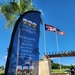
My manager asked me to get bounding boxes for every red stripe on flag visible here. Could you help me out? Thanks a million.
[57,31,65,35]
[45,24,65,36]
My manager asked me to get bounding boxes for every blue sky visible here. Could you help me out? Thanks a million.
[33,0,75,65]
[0,0,75,66]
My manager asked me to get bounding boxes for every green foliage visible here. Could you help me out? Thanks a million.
[51,60,75,69]
[51,60,59,69]
[0,0,37,29]
[0,66,4,70]
[0,66,4,75]
[51,62,60,69]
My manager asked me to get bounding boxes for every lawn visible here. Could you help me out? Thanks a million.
[0,69,70,75]
[52,69,70,73]
[0,70,4,75]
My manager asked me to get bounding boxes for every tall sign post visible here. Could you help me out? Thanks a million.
[4,11,41,75]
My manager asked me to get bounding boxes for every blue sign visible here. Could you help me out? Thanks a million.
[5,11,41,75]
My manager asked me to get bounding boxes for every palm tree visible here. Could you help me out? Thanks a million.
[0,0,37,29]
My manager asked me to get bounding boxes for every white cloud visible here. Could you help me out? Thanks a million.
[39,9,44,16]
[4,56,7,59]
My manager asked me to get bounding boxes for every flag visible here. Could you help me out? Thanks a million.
[45,24,56,32]
[56,28,65,35]
[45,24,65,35]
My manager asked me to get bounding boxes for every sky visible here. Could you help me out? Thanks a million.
[0,0,75,67]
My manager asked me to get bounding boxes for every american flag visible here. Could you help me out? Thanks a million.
[56,28,65,35]
[45,24,56,32]
[57,31,65,35]
[45,24,65,35]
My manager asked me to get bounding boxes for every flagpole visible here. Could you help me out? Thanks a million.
[16,28,20,75]
[55,29,61,71]
[43,24,47,55]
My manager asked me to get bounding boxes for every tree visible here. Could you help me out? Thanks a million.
[0,66,4,70]
[0,66,1,70]
[0,0,37,29]
[1,66,4,70]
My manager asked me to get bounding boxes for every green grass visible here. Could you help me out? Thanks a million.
[0,70,4,75]
[0,69,70,75]
[52,69,69,73]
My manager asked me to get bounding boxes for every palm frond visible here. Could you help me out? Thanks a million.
[9,2,19,13]
[0,0,42,29]
[5,15,17,29]
[1,2,20,19]
[18,0,35,14]
[18,0,28,14]
[6,19,17,29]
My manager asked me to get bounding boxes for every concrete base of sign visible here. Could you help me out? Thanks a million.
[32,55,52,75]
[38,56,52,75]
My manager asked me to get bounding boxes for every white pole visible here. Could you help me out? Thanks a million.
[55,30,59,52]
[55,29,61,71]
[16,28,20,75]
[43,24,47,55]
